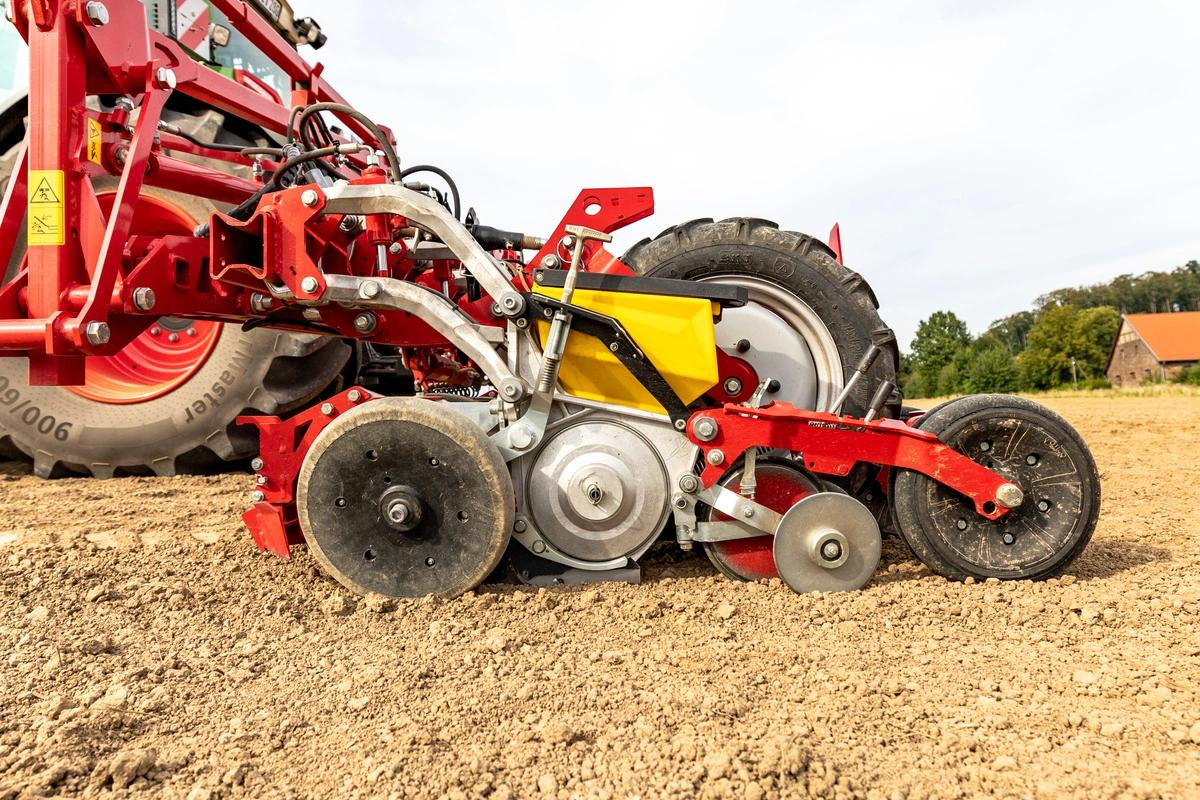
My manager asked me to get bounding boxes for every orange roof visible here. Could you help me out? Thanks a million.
[1125,311,1200,362]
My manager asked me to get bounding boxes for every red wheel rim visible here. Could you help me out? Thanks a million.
[67,193,221,404]
[706,462,819,581]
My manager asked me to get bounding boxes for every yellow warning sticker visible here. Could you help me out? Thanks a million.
[86,118,103,165]
[28,170,65,246]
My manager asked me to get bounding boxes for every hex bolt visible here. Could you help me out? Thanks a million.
[956,518,968,531]
[250,490,265,503]
[490,302,503,318]
[693,417,719,442]
[250,458,265,471]
[980,440,992,453]
[678,474,701,494]
[1025,454,1040,466]
[320,402,335,416]
[541,254,560,269]
[85,1,108,26]
[1002,532,1016,545]
[132,287,156,311]
[501,382,523,401]
[255,475,268,486]
[84,321,111,346]
[388,241,404,255]
[250,293,273,312]
[353,312,378,334]
[995,483,1024,510]
[821,540,843,562]
[300,189,319,207]
[1037,499,1051,513]
[707,449,725,466]
[741,505,755,519]
[509,424,535,450]
[154,67,177,91]
[723,377,743,396]
[513,519,528,533]
[347,389,363,403]
[360,280,381,299]
[299,276,320,294]
[114,96,135,113]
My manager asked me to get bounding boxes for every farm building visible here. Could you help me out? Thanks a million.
[1106,311,1200,386]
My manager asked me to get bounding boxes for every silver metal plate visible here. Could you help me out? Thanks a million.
[772,493,881,593]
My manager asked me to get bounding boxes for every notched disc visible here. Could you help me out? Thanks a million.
[772,492,881,593]
[296,398,513,598]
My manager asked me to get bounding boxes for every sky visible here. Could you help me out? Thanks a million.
[291,0,1199,349]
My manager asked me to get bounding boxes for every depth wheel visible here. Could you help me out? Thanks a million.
[700,457,822,581]
[891,394,1101,581]
[296,398,514,598]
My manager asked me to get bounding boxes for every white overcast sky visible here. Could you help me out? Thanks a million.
[296,0,1198,349]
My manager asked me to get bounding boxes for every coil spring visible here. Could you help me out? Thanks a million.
[425,384,479,398]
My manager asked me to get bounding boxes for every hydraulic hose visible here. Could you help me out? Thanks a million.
[399,165,461,221]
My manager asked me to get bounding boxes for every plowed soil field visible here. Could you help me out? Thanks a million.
[1,395,1198,799]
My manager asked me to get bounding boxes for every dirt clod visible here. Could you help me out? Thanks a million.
[0,396,1197,798]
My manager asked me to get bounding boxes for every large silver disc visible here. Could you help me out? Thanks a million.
[772,493,881,593]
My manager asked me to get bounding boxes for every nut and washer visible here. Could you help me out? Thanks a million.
[299,276,320,294]
[678,474,701,494]
[706,449,725,466]
[300,189,320,207]
[154,67,177,90]
[249,293,274,312]
[84,321,111,346]
[359,280,382,299]
[693,417,719,442]
[723,377,743,396]
[320,402,335,416]
[250,490,265,503]
[540,254,560,269]
[131,287,156,311]
[353,312,378,334]
[85,2,109,26]
[250,458,265,471]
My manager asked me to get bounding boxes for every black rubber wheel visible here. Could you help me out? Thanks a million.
[0,102,350,476]
[296,398,514,598]
[891,394,1101,581]
[622,218,899,418]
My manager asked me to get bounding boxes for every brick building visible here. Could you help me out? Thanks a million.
[1106,311,1200,387]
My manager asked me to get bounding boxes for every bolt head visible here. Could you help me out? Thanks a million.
[347,389,363,403]
[741,505,755,519]
[154,67,177,90]
[149,326,161,336]
[250,293,273,312]
[353,312,377,334]
[186,327,197,337]
[256,475,268,485]
[678,474,700,493]
[502,294,520,310]
[85,1,108,25]
[388,241,404,255]
[513,519,528,533]
[250,458,264,471]
[541,254,560,269]
[723,378,743,396]
[1002,532,1016,545]
[693,417,719,442]
[821,540,843,561]
[132,287,156,311]
[995,482,1025,510]
[300,189,320,207]
[168,332,180,343]
[1037,499,1051,512]
[250,490,265,503]
[320,402,335,416]
[299,276,320,294]
[707,449,725,466]
[360,280,381,299]
[84,321,111,346]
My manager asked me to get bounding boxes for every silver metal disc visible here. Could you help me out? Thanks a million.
[772,492,881,593]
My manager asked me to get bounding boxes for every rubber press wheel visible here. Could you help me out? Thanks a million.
[0,102,350,476]
[891,394,1101,581]
[622,218,899,418]
[296,398,514,598]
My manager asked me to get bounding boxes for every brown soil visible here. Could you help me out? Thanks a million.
[1,396,1198,800]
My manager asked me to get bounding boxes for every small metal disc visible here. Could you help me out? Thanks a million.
[772,492,881,593]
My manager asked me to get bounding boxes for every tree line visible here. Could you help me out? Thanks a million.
[900,260,1200,397]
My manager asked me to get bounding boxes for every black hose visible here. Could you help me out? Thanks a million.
[399,164,461,221]
[293,102,401,183]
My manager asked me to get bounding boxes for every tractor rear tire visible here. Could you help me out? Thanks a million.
[0,103,351,476]
[622,217,899,418]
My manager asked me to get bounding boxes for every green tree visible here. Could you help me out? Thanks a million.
[986,310,1036,354]
[1020,304,1120,389]
[906,311,971,396]
[962,336,1020,393]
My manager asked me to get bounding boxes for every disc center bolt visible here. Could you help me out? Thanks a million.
[585,482,605,506]
[820,539,843,562]
[380,486,423,532]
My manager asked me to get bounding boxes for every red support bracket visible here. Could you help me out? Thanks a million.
[689,402,1016,520]
[525,188,655,278]
[236,386,379,557]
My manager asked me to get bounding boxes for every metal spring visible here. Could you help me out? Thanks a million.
[425,384,479,398]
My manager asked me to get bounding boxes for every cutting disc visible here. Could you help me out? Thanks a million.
[772,492,881,593]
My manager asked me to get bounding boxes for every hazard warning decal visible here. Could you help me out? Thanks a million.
[28,170,65,246]
[87,118,103,165]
